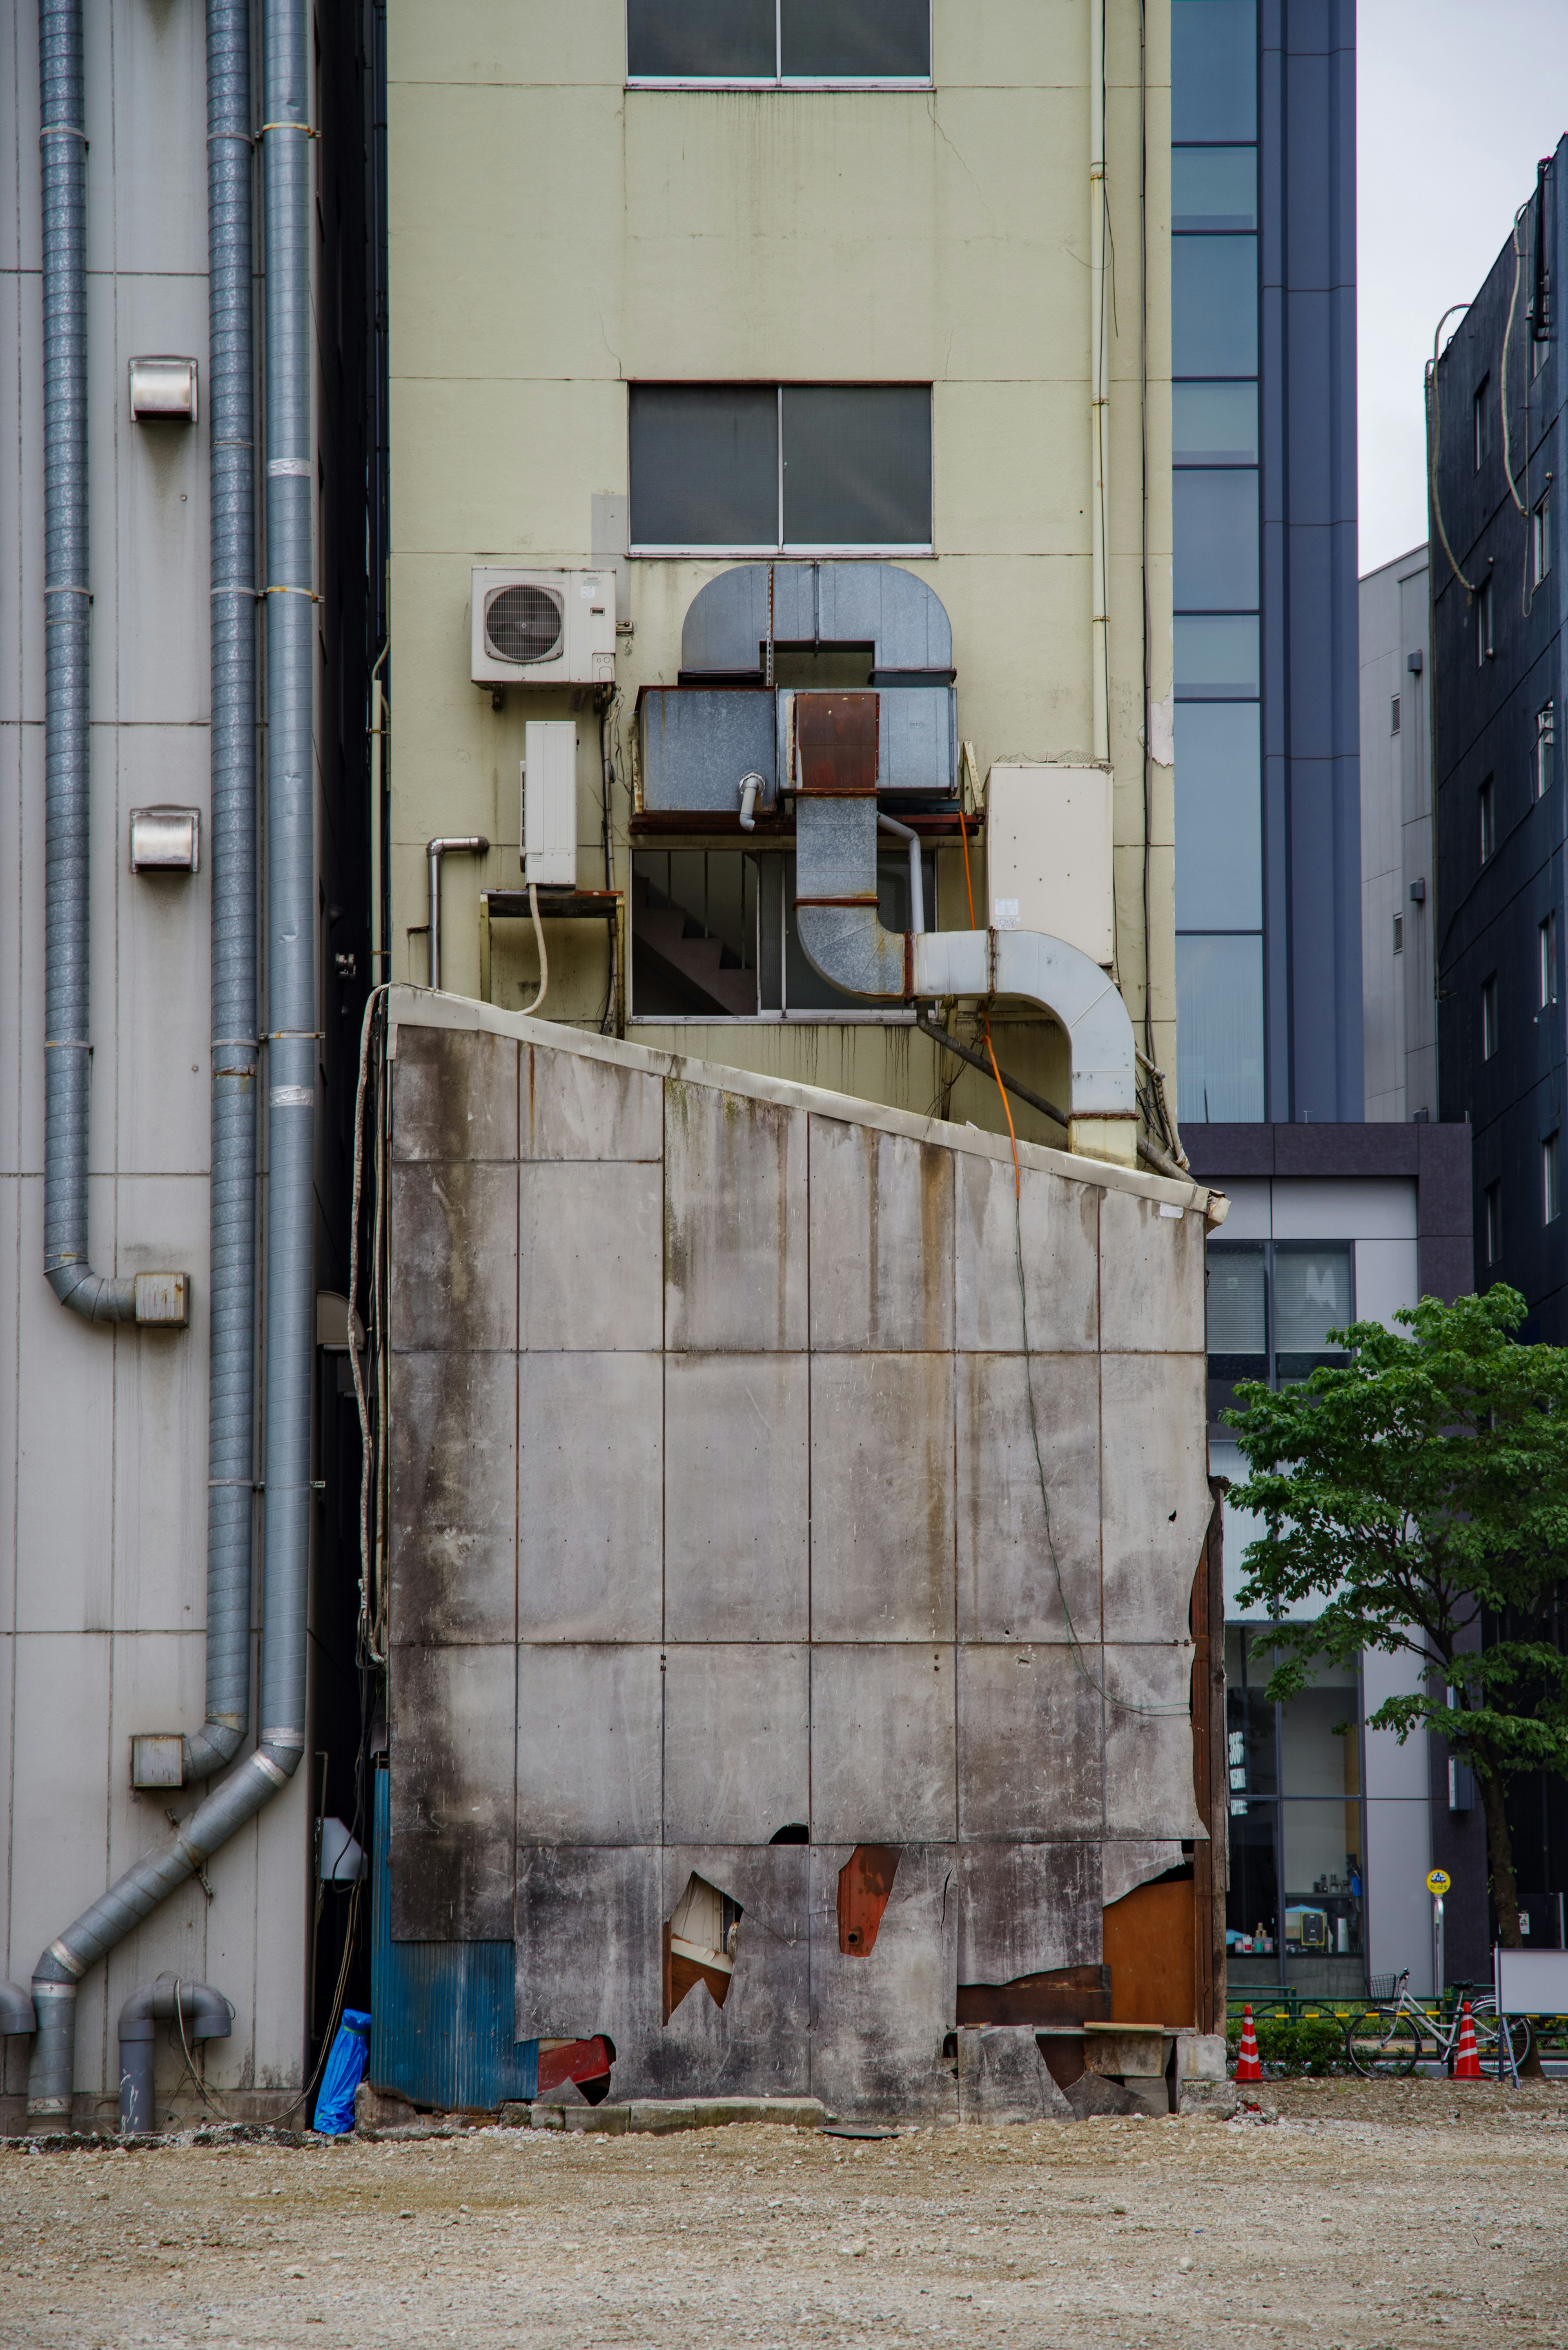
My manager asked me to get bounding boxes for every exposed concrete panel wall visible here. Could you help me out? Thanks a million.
[385,997,1215,2112]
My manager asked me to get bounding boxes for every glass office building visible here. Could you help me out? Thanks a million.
[1172,0,1362,1129]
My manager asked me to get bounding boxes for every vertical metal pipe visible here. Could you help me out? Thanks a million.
[259,0,315,1773]
[189,0,259,1784]
[1089,0,1111,767]
[40,0,135,1322]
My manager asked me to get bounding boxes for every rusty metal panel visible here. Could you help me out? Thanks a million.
[808,1843,958,2121]
[957,1842,1103,1984]
[955,1353,1101,1643]
[517,1353,662,1640]
[390,1159,518,1354]
[393,1024,521,1164]
[663,1078,808,1352]
[388,1643,517,1941]
[515,1644,663,1842]
[807,1118,954,1353]
[518,1162,663,1351]
[809,1645,956,1842]
[956,1648,1103,1840]
[808,1355,955,1641]
[1102,1877,1200,2030]
[792,691,878,794]
[369,1770,539,2110]
[664,1354,809,1640]
[389,1351,517,1646]
[522,1039,662,1163]
[662,1645,809,1845]
[648,1847,810,2100]
[837,1844,900,1955]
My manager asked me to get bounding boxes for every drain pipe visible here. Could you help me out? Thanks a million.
[426,835,488,991]
[792,702,1139,1166]
[27,0,312,2124]
[118,1978,232,2134]
[876,811,924,935]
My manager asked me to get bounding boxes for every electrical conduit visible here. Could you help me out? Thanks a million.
[27,0,314,2121]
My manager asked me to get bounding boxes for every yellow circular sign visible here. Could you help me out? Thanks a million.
[1427,1868,1452,1898]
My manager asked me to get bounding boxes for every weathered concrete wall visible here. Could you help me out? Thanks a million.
[386,993,1214,2115]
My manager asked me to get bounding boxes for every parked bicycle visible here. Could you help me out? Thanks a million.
[1345,1971,1532,2078]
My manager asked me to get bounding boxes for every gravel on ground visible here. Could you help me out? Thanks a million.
[3,2078,1566,2349]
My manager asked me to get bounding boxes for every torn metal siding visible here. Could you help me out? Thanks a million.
[380,993,1222,2114]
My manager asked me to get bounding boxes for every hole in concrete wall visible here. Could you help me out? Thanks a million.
[1038,2033,1086,2091]
[769,1822,810,1844]
[663,1873,744,2020]
[837,1844,900,1955]
[537,2035,616,2103]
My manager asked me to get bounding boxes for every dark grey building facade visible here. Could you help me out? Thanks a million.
[1174,0,1361,1131]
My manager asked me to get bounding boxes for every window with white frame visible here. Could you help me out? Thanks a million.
[1535,489,1552,586]
[1479,773,1496,862]
[1477,574,1493,664]
[1391,693,1401,735]
[1546,1133,1561,1226]
[627,0,931,82]
[628,384,933,553]
[1536,702,1555,799]
[1485,1178,1502,1264]
[1482,972,1499,1060]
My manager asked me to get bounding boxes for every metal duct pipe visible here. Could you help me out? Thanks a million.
[793,736,1138,1166]
[118,1978,232,2134]
[876,811,924,936]
[188,0,259,1787]
[426,835,489,991]
[0,1982,35,2037]
[39,0,131,1321]
[26,0,312,2125]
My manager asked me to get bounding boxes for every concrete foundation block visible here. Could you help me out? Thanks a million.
[1178,2079,1241,2118]
[956,1646,1103,1839]
[956,2027,1074,2124]
[389,1642,517,1940]
[664,1078,807,1351]
[953,1150,1099,1353]
[1174,2030,1228,2086]
[662,1649,810,1845]
[524,1043,662,1162]
[809,1647,957,1843]
[515,1645,663,1842]
[664,1353,809,1640]
[517,1352,662,1639]
[394,1025,519,1162]
[808,1117,954,1351]
[1063,2069,1144,2119]
[390,1351,517,1645]
[518,1162,662,1349]
[955,1351,1101,1642]
[809,1354,956,1640]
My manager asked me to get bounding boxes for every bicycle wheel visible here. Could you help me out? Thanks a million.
[1472,2009,1533,2076]
[1345,2007,1423,2077]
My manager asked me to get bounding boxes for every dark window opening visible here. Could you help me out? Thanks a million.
[1474,373,1492,469]
[1391,693,1401,735]
[1479,774,1496,861]
[1485,1179,1503,1266]
[1206,1239,1353,1423]
[1482,972,1499,1061]
[628,0,931,80]
[630,383,932,551]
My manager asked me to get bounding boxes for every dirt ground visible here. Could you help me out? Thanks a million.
[3,2080,1566,2350]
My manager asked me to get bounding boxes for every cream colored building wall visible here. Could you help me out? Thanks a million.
[387,0,1172,1141]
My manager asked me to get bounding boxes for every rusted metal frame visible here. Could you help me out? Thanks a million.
[1192,1479,1229,2034]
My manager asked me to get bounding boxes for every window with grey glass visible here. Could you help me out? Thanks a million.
[1474,374,1491,469]
[1174,471,1259,610]
[1482,972,1499,1060]
[1172,239,1258,377]
[1479,774,1496,862]
[1485,1179,1502,1264]
[1172,0,1257,139]
[1546,1133,1561,1226]
[627,0,930,80]
[630,845,933,1019]
[629,385,931,551]
[1206,1239,1354,1424]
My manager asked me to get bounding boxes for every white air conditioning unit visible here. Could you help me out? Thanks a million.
[521,720,578,888]
[471,566,616,688]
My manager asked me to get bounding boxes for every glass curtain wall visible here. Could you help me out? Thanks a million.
[1172,0,1264,1119]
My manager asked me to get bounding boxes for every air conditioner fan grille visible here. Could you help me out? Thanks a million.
[485,583,564,666]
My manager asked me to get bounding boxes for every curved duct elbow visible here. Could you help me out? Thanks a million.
[0,1981,36,2037]
[118,1975,233,2134]
[737,771,764,831]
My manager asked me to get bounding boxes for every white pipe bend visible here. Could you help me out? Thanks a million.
[909,927,1137,1121]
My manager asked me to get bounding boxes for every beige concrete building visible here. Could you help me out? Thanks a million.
[385,0,1176,1154]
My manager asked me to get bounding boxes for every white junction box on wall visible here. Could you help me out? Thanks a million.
[986,762,1114,968]
[472,566,616,687]
[522,720,578,887]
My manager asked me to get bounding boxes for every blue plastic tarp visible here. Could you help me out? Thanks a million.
[313,2008,372,2134]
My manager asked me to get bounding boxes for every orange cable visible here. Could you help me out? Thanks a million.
[956,802,1020,1193]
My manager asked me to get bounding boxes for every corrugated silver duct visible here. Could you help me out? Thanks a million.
[118,1979,232,2134]
[187,0,259,1786]
[27,0,313,2123]
[38,0,134,1322]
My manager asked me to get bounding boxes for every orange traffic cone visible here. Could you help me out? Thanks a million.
[1453,2001,1482,2080]
[1235,2005,1264,2083]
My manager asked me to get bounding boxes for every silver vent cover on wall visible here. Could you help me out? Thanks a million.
[484,582,564,667]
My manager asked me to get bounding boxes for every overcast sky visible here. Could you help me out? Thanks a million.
[1357,0,1568,575]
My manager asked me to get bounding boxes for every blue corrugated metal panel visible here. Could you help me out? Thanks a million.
[369,1768,537,2109]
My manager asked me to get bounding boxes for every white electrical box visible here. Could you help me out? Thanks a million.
[986,762,1114,968]
[472,566,616,688]
[521,721,578,887]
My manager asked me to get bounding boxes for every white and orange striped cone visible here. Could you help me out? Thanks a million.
[1453,2001,1482,2080]
[1234,2005,1264,2084]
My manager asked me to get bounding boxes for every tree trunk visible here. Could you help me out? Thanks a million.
[1476,1760,1544,2076]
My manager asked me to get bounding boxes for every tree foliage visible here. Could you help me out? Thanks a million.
[1225,1286,1568,1948]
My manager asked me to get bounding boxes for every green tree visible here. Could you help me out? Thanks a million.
[1225,1286,1568,1965]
